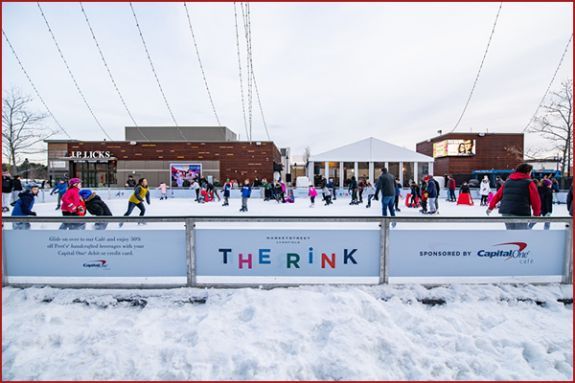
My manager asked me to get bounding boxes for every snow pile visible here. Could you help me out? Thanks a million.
[2,284,572,380]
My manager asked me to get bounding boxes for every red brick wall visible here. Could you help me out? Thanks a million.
[66,141,282,182]
[416,133,523,175]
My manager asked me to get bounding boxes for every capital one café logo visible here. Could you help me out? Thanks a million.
[477,242,533,264]
[82,259,110,269]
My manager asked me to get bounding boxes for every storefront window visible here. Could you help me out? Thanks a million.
[343,162,355,187]
[358,162,369,182]
[388,162,400,179]
[417,162,430,180]
[402,162,414,187]
[327,162,340,186]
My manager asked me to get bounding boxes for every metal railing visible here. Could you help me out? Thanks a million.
[2,215,573,288]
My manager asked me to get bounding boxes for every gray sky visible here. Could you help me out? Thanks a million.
[2,2,573,163]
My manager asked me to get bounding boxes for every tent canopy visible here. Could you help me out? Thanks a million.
[309,137,434,163]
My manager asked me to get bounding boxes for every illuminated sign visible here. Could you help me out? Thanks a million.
[433,139,476,158]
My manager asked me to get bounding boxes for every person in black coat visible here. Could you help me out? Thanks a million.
[567,185,573,217]
[11,175,23,203]
[79,189,112,230]
[2,174,13,212]
[348,176,359,205]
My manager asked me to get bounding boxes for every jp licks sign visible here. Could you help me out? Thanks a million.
[195,228,381,282]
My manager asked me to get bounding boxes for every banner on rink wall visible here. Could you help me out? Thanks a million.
[3,230,187,285]
[388,229,567,283]
[195,228,380,284]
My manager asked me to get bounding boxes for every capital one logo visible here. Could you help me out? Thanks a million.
[477,242,532,263]
[83,259,109,268]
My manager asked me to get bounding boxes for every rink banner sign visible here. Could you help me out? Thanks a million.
[195,228,380,284]
[388,230,567,282]
[3,230,187,285]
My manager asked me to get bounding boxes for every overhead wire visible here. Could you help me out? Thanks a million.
[522,33,573,133]
[183,2,222,127]
[37,2,113,140]
[79,2,150,141]
[2,28,71,139]
[449,2,503,133]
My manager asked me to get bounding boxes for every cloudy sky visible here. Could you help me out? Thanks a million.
[2,2,573,163]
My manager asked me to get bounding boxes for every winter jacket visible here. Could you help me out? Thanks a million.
[241,185,251,198]
[322,186,332,197]
[126,179,137,188]
[157,183,167,193]
[375,172,395,197]
[394,182,402,196]
[426,179,437,198]
[84,194,112,216]
[448,178,456,191]
[12,178,22,191]
[61,187,86,215]
[2,176,13,193]
[129,185,150,205]
[410,184,420,197]
[488,172,541,217]
[11,190,36,216]
[496,179,505,191]
[433,179,440,194]
[538,186,553,216]
[567,185,573,216]
[479,180,490,196]
[308,187,318,197]
[51,182,67,196]
[460,184,471,194]
[348,179,358,191]
[223,182,232,197]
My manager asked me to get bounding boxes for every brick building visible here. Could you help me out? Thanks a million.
[416,132,524,177]
[46,126,282,187]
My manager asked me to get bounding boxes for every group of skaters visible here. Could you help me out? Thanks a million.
[307,177,336,207]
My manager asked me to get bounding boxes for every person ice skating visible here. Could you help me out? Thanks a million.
[495,176,505,191]
[50,178,68,210]
[408,180,420,208]
[487,163,541,230]
[532,179,553,230]
[322,185,332,205]
[11,182,40,230]
[190,179,200,202]
[157,182,168,200]
[11,175,23,203]
[240,179,251,212]
[365,182,376,208]
[79,189,112,230]
[59,178,86,230]
[419,179,429,214]
[551,178,560,204]
[567,184,573,216]
[222,178,232,206]
[374,168,396,217]
[207,182,221,201]
[308,184,318,207]
[120,178,150,227]
[348,176,359,205]
[457,182,474,205]
[327,178,336,200]
[447,175,457,202]
[394,178,402,212]
[125,175,137,188]
[425,176,438,214]
[479,176,490,206]
[358,177,366,203]
[2,173,13,212]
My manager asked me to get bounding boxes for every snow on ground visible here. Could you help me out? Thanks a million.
[2,284,572,380]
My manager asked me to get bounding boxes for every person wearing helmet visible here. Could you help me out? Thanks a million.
[59,178,86,230]
[79,189,112,230]
[11,183,40,230]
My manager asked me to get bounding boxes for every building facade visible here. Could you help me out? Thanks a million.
[416,133,524,176]
[46,127,281,187]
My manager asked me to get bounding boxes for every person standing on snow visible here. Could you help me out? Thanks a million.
[2,173,13,212]
[447,175,457,202]
[308,184,318,207]
[79,189,112,230]
[11,182,40,230]
[394,178,402,212]
[157,182,168,200]
[487,163,541,230]
[348,176,359,205]
[120,178,150,226]
[50,178,68,210]
[59,178,86,230]
[374,168,396,217]
[425,176,438,214]
[479,176,490,206]
[240,179,251,212]
[222,178,232,206]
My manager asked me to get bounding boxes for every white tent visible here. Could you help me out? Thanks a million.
[308,137,434,187]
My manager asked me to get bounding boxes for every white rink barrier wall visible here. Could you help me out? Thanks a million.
[2,216,572,288]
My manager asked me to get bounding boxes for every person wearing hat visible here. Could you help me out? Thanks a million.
[479,176,491,206]
[222,178,232,206]
[11,182,40,229]
[79,189,112,230]
[59,178,86,230]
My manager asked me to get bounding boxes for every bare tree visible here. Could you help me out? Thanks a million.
[528,79,573,176]
[2,88,54,175]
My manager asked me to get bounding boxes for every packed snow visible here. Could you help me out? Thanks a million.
[2,284,572,380]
